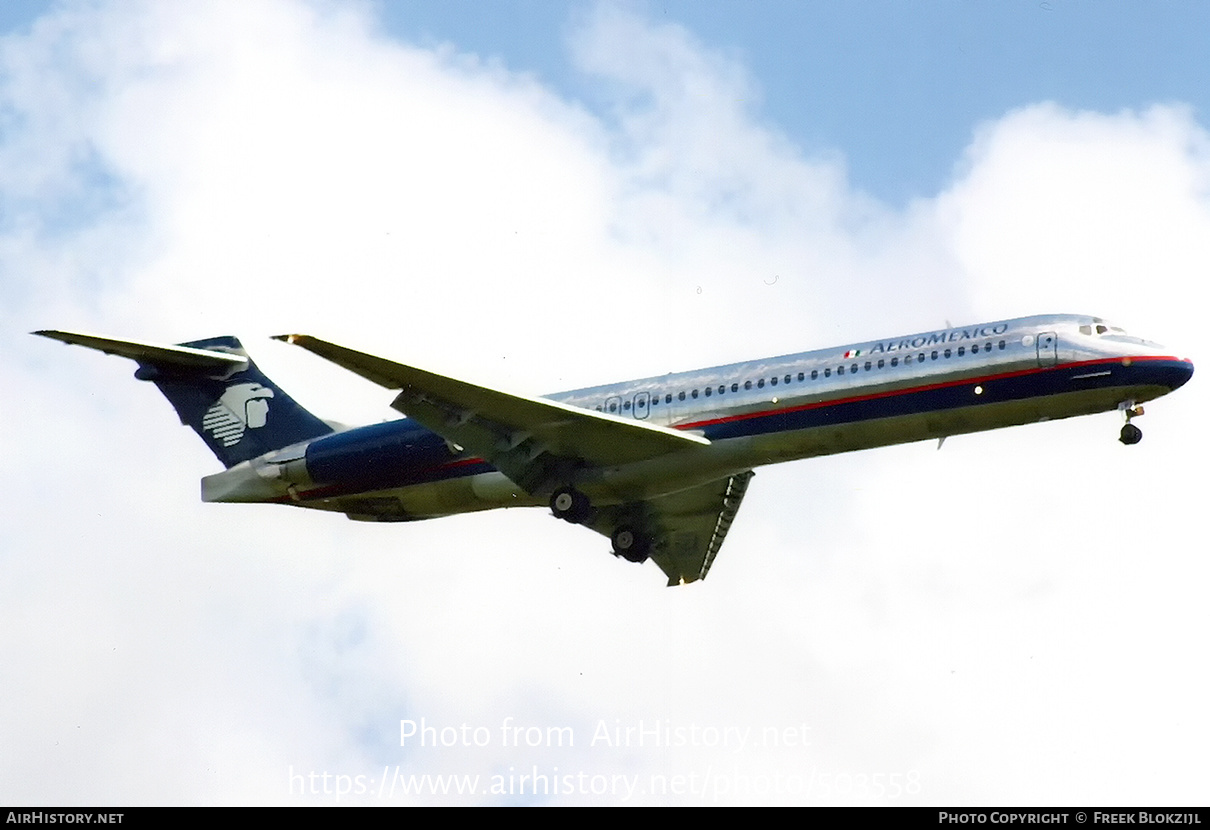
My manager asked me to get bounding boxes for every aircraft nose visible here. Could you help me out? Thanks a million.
[1168,357,1194,391]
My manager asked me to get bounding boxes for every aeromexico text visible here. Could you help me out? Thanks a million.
[860,323,1011,355]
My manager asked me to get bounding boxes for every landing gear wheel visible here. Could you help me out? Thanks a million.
[1117,400,1144,446]
[611,526,650,563]
[550,487,590,524]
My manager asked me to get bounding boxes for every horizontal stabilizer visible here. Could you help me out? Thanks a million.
[33,330,248,373]
[35,329,332,467]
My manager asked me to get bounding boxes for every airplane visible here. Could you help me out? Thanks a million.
[34,313,1193,586]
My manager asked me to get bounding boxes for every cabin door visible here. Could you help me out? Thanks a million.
[632,391,650,419]
[1036,332,1058,367]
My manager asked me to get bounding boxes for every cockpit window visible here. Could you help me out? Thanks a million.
[1080,320,1127,337]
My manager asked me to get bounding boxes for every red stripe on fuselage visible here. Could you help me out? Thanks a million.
[675,355,1184,431]
[281,354,1185,504]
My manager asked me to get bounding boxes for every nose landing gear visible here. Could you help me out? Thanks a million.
[1118,400,1144,445]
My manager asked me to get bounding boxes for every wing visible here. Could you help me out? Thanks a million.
[273,334,709,492]
[587,471,755,586]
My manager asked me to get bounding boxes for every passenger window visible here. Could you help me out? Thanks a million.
[704,387,712,396]
[837,366,845,375]
[665,394,672,404]
[744,380,752,390]
[785,374,792,384]
[770,376,778,386]
[678,391,686,401]
[824,368,831,377]
[811,370,818,380]
[624,401,631,410]
[958,346,965,356]
[864,361,872,371]
[891,357,899,367]
[797,372,805,382]
[943,349,951,358]
[971,344,979,354]
[757,379,765,388]
[731,383,739,393]
[691,389,699,398]
[719,385,725,395]
[877,359,885,369]
[931,351,938,360]
[998,340,1006,350]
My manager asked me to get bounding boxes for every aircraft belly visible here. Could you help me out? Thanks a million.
[325,473,543,521]
[390,475,534,518]
[740,381,1169,463]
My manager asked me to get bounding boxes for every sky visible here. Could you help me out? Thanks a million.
[2,0,1207,806]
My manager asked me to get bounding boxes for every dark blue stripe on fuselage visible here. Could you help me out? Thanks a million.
[299,357,1190,498]
[688,357,1192,441]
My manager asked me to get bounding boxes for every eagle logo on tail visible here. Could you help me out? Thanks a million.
[201,383,275,446]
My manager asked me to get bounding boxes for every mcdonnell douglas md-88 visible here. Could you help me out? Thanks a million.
[36,314,1192,585]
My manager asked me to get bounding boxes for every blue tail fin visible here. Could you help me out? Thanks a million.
[35,330,334,468]
[143,336,334,467]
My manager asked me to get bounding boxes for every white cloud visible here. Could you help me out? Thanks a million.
[940,102,1210,336]
[2,0,1206,805]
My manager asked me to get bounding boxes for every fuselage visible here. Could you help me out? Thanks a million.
[202,314,1193,522]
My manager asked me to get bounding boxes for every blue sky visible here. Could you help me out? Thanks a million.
[5,0,1209,204]
[2,0,1207,806]
[376,0,1210,203]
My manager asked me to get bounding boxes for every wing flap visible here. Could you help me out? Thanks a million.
[588,470,755,585]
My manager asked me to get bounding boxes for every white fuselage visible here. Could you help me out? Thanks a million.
[202,313,1193,522]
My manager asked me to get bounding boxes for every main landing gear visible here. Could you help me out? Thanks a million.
[1118,400,1144,445]
[550,486,591,524]
[610,526,651,564]
[549,486,651,564]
